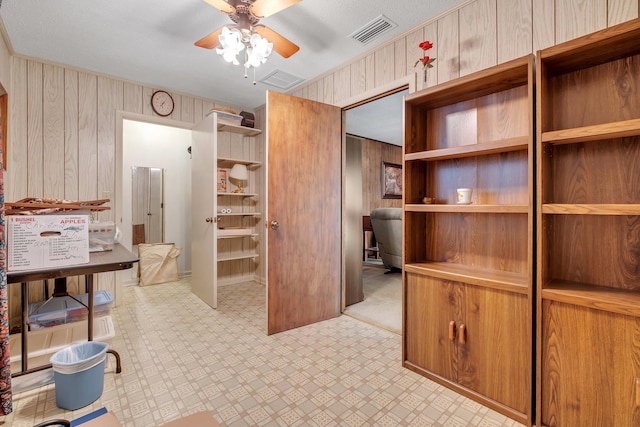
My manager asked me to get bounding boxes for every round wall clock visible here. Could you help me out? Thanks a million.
[151,90,174,117]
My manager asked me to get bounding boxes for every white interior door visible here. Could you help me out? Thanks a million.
[191,114,217,308]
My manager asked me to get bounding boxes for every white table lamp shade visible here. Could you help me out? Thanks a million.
[229,164,248,181]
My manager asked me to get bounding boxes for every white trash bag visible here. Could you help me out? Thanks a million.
[50,341,109,375]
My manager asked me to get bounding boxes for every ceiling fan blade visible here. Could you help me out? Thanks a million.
[254,25,300,58]
[251,0,301,18]
[202,0,235,14]
[195,27,225,49]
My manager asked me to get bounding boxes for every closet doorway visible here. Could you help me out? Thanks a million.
[342,86,408,335]
[117,116,192,284]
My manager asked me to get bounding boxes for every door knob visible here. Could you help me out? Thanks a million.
[270,220,280,230]
[205,217,213,223]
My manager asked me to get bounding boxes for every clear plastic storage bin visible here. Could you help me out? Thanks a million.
[28,290,114,329]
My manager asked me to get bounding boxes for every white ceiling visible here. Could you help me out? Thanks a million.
[0,0,460,144]
[345,89,408,146]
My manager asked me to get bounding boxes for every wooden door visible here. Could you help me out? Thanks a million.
[404,273,457,381]
[265,91,342,335]
[461,285,531,415]
[541,301,640,427]
[190,115,218,308]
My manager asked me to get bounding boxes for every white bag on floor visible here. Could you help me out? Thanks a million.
[138,243,181,286]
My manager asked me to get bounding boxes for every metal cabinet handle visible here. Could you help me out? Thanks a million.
[448,321,456,341]
[270,220,280,230]
[205,217,213,223]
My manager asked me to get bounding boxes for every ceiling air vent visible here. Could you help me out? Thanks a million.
[349,15,397,45]
[258,69,305,90]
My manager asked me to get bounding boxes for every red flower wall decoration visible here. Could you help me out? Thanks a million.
[414,40,436,69]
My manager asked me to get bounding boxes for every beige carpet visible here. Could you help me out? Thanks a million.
[343,263,402,334]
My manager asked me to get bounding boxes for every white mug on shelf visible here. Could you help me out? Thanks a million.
[456,188,473,204]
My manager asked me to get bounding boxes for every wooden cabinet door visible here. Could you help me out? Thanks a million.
[405,274,532,418]
[405,273,458,382]
[461,286,531,414]
[541,301,640,427]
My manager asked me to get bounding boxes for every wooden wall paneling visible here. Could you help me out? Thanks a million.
[78,72,98,202]
[228,130,244,160]
[169,91,181,121]
[405,27,425,91]
[7,62,28,326]
[123,82,143,114]
[64,69,79,201]
[97,76,122,222]
[333,66,351,105]
[306,82,318,102]
[497,0,532,63]
[365,53,375,92]
[10,60,47,324]
[203,100,214,117]
[63,68,82,297]
[96,76,123,296]
[350,57,368,99]
[181,95,195,123]
[533,0,556,52]
[459,0,498,76]
[8,57,28,201]
[142,86,154,116]
[194,98,204,122]
[314,80,324,104]
[437,10,461,84]
[27,61,44,197]
[555,0,607,43]
[608,0,639,25]
[361,139,402,215]
[423,22,439,90]
[217,125,231,159]
[43,64,65,199]
[394,37,407,80]
[374,43,395,88]
[361,139,376,214]
[323,74,334,104]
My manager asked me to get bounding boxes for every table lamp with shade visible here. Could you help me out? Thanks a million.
[229,163,248,193]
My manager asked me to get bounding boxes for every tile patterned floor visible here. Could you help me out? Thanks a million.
[4,279,525,426]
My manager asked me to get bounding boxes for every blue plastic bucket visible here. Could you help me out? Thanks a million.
[50,341,109,410]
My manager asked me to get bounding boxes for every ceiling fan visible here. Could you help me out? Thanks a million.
[195,0,301,59]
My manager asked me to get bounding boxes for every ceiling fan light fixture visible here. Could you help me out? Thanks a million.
[216,26,245,65]
[203,0,300,82]
[245,33,273,68]
[217,25,273,76]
